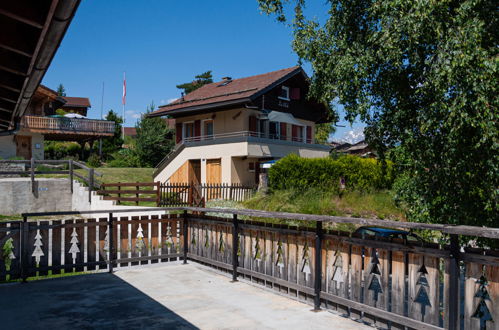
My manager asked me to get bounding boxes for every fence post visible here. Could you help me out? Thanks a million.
[156,181,160,206]
[183,210,188,264]
[313,221,323,311]
[88,168,94,203]
[30,158,35,193]
[231,213,239,282]
[448,234,460,329]
[21,216,29,282]
[108,212,114,273]
[69,159,73,193]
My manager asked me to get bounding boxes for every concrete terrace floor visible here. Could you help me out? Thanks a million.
[0,263,370,330]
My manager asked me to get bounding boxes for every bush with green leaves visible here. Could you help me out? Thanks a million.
[268,154,393,192]
[87,154,101,168]
[106,149,141,168]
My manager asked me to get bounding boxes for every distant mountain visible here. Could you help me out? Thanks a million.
[333,127,365,144]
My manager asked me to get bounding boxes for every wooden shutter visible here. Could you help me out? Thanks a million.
[175,123,182,144]
[306,126,312,143]
[292,125,299,141]
[194,120,201,138]
[280,122,287,140]
[290,88,300,100]
[249,115,257,133]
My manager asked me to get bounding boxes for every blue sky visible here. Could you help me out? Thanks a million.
[42,1,364,141]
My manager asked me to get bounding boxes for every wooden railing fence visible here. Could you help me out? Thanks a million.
[22,115,115,134]
[159,183,255,206]
[98,182,161,206]
[2,207,498,329]
[0,159,101,202]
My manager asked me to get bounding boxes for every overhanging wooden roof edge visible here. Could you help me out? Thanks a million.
[249,66,306,102]
[1,0,81,132]
[148,98,252,118]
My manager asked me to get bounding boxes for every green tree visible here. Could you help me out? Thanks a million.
[315,123,335,144]
[259,1,498,233]
[135,103,175,167]
[56,83,66,96]
[101,110,123,159]
[176,71,213,94]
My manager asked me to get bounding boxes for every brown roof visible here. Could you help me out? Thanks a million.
[62,96,91,108]
[150,66,303,117]
[123,127,137,137]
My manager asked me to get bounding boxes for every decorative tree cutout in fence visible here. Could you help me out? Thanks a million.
[218,231,225,252]
[191,227,197,246]
[165,223,174,251]
[32,229,44,264]
[103,227,109,252]
[414,263,432,319]
[332,250,344,291]
[253,235,261,261]
[2,238,15,270]
[204,227,209,248]
[136,224,145,251]
[275,240,284,271]
[367,249,383,305]
[68,228,80,263]
[472,275,493,329]
[301,241,311,275]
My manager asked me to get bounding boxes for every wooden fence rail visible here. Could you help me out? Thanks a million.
[2,207,498,330]
[0,159,101,202]
[159,183,256,206]
[98,182,161,206]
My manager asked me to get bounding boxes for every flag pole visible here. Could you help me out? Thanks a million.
[122,72,126,142]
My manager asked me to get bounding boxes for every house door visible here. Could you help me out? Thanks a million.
[206,159,221,199]
[16,136,32,159]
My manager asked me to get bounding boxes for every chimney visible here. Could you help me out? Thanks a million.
[221,76,232,81]
[181,92,185,101]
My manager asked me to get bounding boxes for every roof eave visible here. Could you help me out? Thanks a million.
[148,98,252,118]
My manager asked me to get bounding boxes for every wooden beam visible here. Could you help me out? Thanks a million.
[0,8,44,29]
[0,83,21,93]
[0,64,28,77]
[0,42,33,58]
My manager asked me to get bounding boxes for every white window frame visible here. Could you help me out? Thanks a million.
[202,119,214,138]
[183,121,195,140]
[278,86,290,101]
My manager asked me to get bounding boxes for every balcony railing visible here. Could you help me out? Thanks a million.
[22,116,115,134]
[182,130,314,144]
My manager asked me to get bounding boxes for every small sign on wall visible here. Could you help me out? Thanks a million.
[35,143,41,149]
[38,187,48,191]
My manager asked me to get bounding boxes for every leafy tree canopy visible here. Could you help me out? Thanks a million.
[176,71,213,94]
[135,103,175,167]
[56,83,66,97]
[259,0,498,232]
[101,110,123,159]
[315,123,335,144]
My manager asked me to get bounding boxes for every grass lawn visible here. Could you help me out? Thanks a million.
[242,188,405,232]
[95,167,154,184]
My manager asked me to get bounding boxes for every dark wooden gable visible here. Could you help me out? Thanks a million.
[251,72,330,123]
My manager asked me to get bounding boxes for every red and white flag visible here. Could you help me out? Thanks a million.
[122,72,126,105]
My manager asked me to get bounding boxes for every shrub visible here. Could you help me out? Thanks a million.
[106,149,141,168]
[87,154,101,168]
[268,154,393,191]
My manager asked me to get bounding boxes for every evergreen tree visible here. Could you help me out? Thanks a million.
[101,110,123,159]
[135,102,174,167]
[176,71,213,94]
[56,83,66,96]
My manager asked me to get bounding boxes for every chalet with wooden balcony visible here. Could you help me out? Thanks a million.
[149,66,331,186]
[0,85,115,160]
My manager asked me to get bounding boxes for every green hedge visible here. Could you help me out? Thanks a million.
[268,154,394,191]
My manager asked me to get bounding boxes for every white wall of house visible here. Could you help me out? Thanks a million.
[154,140,330,184]
[0,132,44,160]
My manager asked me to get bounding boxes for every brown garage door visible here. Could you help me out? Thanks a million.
[206,159,221,184]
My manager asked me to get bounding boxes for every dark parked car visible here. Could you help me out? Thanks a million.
[353,226,423,242]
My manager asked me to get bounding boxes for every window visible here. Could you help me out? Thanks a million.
[278,86,290,100]
[203,120,214,139]
[258,119,267,138]
[248,162,255,172]
[184,122,194,139]
[269,121,279,139]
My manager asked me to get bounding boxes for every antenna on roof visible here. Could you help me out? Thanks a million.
[218,76,232,87]
[181,92,185,101]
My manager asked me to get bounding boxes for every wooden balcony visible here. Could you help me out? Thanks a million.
[21,116,115,140]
